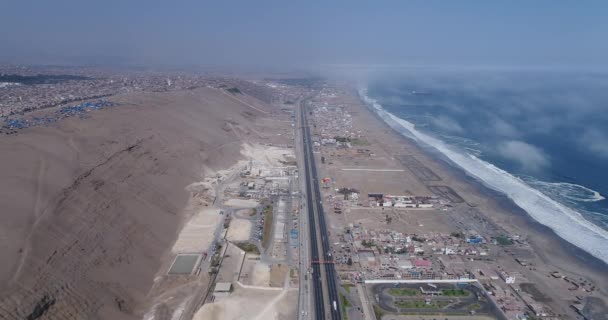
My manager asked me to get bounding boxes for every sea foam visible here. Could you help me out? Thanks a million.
[360,89,608,264]
[523,179,605,203]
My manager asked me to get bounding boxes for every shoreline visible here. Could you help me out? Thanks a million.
[394,116,608,273]
[442,146,608,273]
[348,86,608,287]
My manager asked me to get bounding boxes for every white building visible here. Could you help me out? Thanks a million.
[500,271,516,284]
[443,247,456,255]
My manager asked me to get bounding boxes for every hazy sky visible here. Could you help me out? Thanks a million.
[1,0,607,67]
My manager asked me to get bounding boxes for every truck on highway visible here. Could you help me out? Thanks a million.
[333,300,337,311]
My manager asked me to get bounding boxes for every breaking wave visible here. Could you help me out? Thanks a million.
[0,82,21,88]
[360,89,608,264]
[520,176,606,203]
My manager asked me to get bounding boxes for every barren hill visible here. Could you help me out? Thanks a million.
[0,86,281,319]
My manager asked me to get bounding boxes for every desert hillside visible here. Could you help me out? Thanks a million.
[0,86,281,319]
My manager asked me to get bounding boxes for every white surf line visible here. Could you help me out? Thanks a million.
[341,168,405,172]
[360,89,608,263]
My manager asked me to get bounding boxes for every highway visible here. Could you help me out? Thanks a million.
[299,99,342,320]
[296,100,311,320]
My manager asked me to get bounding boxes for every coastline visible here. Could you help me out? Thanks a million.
[344,85,608,294]
[359,88,608,264]
[438,145,608,274]
[378,108,608,274]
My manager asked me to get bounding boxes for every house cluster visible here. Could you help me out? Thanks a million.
[309,101,364,149]
[332,224,499,281]
[0,65,214,117]
[367,193,438,208]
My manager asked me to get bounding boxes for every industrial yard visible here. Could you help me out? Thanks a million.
[144,139,303,320]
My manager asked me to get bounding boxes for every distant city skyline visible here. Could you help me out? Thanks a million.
[2,0,608,68]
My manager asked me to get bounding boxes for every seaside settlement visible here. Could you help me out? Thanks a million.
[1,66,605,320]
[291,84,602,320]
[164,80,602,320]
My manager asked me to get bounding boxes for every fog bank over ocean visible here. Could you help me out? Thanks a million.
[363,69,608,263]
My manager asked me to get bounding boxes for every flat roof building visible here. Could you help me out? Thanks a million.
[397,259,413,269]
[214,282,233,297]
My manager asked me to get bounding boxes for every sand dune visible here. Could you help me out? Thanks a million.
[0,87,281,319]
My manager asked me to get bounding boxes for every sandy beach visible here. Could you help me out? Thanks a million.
[334,84,608,317]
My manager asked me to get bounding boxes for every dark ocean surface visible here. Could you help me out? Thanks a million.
[363,69,608,263]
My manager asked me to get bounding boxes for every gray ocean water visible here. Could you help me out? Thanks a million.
[364,69,608,262]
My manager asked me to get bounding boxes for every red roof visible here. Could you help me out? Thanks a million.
[413,259,432,268]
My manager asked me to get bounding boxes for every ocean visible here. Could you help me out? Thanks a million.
[362,69,608,264]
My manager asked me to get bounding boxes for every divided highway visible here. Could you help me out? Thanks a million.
[299,100,342,320]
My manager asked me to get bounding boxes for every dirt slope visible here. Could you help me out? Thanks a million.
[0,87,275,319]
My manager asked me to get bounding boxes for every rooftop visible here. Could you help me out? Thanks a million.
[214,282,232,292]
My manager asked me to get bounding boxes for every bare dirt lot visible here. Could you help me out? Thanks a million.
[226,218,253,242]
[193,284,296,320]
[172,208,222,253]
[323,151,431,197]
[223,198,260,208]
[216,243,246,283]
[269,264,289,288]
[344,207,454,235]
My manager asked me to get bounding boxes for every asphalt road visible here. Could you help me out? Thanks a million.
[300,100,342,320]
[296,99,312,320]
